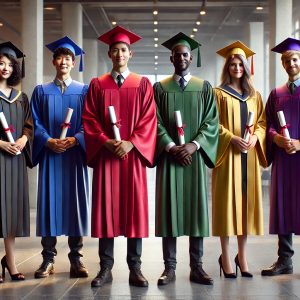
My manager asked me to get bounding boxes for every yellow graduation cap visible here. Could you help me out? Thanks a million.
[216,40,255,74]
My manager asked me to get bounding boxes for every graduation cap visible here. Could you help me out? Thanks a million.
[216,40,256,74]
[162,32,202,67]
[98,25,141,46]
[0,41,26,77]
[45,36,85,72]
[271,37,300,53]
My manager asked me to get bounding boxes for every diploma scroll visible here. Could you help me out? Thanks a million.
[108,106,121,141]
[0,112,21,155]
[277,110,295,154]
[60,108,73,139]
[241,111,255,154]
[174,110,185,145]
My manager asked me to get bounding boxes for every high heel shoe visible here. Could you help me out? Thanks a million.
[234,254,253,277]
[218,255,236,278]
[1,256,25,281]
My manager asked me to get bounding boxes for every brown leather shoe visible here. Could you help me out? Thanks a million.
[261,261,293,276]
[129,268,148,287]
[157,268,176,285]
[70,260,88,278]
[91,268,113,288]
[190,266,213,285]
[34,261,54,278]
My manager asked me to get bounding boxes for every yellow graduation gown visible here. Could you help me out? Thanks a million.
[212,87,267,236]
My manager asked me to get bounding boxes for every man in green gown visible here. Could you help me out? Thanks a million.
[154,33,219,285]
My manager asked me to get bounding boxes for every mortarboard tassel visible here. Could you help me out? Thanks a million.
[250,56,254,75]
[21,56,25,78]
[197,45,201,67]
[79,52,84,72]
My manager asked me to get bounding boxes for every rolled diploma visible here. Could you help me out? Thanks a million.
[60,108,73,139]
[174,110,185,145]
[0,112,21,155]
[241,111,255,154]
[277,110,295,154]
[108,106,121,141]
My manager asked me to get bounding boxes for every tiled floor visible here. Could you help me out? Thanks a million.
[1,169,300,299]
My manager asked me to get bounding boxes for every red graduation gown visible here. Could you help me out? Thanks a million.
[83,73,157,238]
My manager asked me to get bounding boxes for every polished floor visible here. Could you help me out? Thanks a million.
[1,169,300,300]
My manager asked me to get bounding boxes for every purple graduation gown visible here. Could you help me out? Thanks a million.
[31,81,90,237]
[266,83,300,234]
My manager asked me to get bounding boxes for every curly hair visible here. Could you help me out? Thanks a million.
[220,54,256,97]
[53,47,75,61]
[0,53,22,86]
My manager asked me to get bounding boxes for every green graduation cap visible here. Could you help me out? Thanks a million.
[162,32,202,67]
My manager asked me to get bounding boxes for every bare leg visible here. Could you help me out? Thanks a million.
[220,236,234,273]
[237,234,249,272]
[4,237,23,276]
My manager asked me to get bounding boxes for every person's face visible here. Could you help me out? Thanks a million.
[52,54,75,76]
[228,57,244,79]
[0,55,13,81]
[170,45,192,74]
[108,43,132,69]
[282,54,300,77]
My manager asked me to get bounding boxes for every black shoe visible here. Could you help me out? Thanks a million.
[70,260,88,278]
[218,255,236,278]
[34,261,54,278]
[190,265,214,285]
[261,261,293,276]
[234,255,253,278]
[91,268,113,287]
[157,268,176,286]
[129,268,149,287]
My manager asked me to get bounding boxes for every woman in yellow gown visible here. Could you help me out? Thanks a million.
[212,41,267,278]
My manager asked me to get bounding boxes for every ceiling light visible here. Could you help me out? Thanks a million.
[153,10,158,15]
[154,21,158,25]
[154,37,158,41]
[0,23,3,27]
[256,5,263,10]
[190,34,195,38]
[112,21,117,25]
[200,10,206,15]
[196,21,201,25]
[155,62,158,65]
[193,28,198,32]
[154,44,158,47]
[44,6,55,10]
[154,55,158,59]
[155,67,158,71]
[154,28,158,32]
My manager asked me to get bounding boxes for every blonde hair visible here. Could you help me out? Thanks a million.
[281,50,300,62]
[220,54,256,97]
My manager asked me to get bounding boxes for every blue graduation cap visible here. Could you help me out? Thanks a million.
[45,36,85,72]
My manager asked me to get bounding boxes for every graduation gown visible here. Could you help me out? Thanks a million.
[212,86,267,236]
[31,81,89,237]
[82,73,157,238]
[154,77,219,237]
[266,84,300,234]
[0,89,33,238]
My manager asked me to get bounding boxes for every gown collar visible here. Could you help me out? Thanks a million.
[218,84,249,101]
[0,88,21,104]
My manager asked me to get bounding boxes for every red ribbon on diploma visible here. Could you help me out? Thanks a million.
[245,124,253,134]
[4,124,15,133]
[111,119,121,128]
[280,124,290,135]
[177,124,186,136]
[61,122,71,129]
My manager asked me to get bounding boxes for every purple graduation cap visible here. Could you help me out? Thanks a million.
[45,36,85,72]
[0,41,26,77]
[271,37,300,53]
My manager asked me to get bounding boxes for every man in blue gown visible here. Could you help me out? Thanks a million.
[31,37,90,278]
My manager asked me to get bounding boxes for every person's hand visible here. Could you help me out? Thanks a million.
[286,139,300,154]
[104,139,121,154]
[60,137,77,150]
[115,141,134,159]
[46,138,66,153]
[247,134,258,150]
[231,135,249,152]
[15,135,28,151]
[0,140,20,155]
[273,134,292,151]
[170,143,196,166]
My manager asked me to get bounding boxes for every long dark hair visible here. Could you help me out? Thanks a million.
[220,54,255,97]
[0,53,21,86]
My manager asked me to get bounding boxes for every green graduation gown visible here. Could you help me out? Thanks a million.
[154,76,219,237]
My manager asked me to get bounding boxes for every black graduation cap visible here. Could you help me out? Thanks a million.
[162,32,202,67]
[0,41,26,77]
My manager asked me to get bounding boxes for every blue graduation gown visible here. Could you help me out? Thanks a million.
[31,80,90,237]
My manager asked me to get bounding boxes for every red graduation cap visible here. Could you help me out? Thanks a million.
[98,25,141,46]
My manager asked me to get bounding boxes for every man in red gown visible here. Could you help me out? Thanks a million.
[82,26,157,288]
